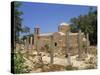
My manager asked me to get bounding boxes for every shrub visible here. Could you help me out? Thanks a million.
[12,52,29,73]
[44,44,50,52]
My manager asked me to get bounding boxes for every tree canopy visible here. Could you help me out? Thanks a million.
[14,2,23,42]
[14,2,30,43]
[70,7,97,45]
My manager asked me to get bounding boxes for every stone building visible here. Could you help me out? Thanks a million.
[33,22,88,54]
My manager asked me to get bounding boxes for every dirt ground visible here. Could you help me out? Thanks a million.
[22,50,97,73]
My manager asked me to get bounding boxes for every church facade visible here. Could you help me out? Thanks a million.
[33,22,88,54]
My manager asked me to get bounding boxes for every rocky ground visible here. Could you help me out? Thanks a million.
[21,51,97,73]
[15,44,97,73]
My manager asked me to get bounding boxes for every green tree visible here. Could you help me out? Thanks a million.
[11,2,30,73]
[14,2,23,42]
[70,7,97,45]
[22,26,30,33]
[13,1,31,45]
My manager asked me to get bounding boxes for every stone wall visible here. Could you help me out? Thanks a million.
[34,32,87,56]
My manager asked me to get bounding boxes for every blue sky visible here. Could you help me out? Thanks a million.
[18,2,96,35]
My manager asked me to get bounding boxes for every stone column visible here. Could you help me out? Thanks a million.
[77,30,82,60]
[30,36,33,50]
[26,36,29,54]
[50,35,54,64]
[66,30,70,54]
[66,30,71,65]
[37,36,40,55]
[86,33,89,54]
[24,39,27,51]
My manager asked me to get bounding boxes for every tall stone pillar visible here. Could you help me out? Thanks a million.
[34,27,40,50]
[86,33,89,54]
[24,39,27,50]
[34,35,39,55]
[30,36,33,50]
[26,36,29,54]
[50,35,54,64]
[77,30,82,60]
[66,30,71,65]
[34,34,37,50]
[66,30,70,54]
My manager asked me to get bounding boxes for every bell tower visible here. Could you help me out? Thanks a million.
[58,22,70,33]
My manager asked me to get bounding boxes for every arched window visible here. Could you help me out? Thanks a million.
[55,42,57,47]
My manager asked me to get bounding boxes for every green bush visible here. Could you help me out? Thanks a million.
[44,44,50,52]
[12,52,29,73]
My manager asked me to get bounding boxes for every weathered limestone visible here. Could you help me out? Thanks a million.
[34,27,40,51]
[50,35,54,64]
[29,36,33,52]
[35,53,43,68]
[86,33,89,54]
[66,30,70,54]
[58,22,70,33]
[78,30,81,58]
[30,36,33,48]
[66,30,72,65]
[33,23,89,56]
[24,39,27,53]
[36,36,40,55]
[25,36,30,57]
[77,30,84,60]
